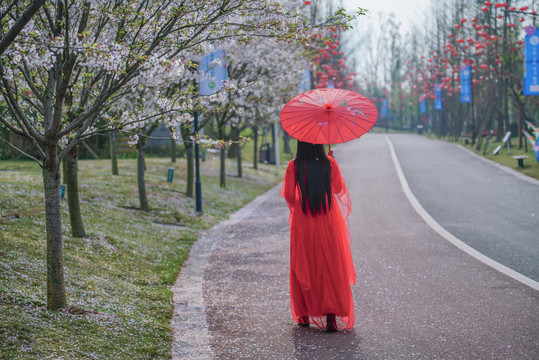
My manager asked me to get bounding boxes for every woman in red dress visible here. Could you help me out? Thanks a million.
[281,141,356,332]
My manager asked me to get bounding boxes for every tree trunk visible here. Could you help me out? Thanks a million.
[171,138,177,163]
[185,144,194,197]
[220,147,226,188]
[219,128,226,188]
[62,157,67,183]
[283,130,292,154]
[43,147,66,310]
[110,130,118,175]
[253,126,258,170]
[228,127,238,159]
[237,144,242,178]
[65,145,86,237]
[137,137,149,211]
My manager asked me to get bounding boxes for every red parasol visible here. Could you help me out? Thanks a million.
[280,88,378,145]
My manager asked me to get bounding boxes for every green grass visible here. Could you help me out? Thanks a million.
[0,154,284,359]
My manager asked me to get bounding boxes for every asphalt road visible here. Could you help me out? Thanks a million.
[388,133,539,281]
[172,133,539,359]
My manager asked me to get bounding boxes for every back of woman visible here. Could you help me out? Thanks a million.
[281,141,356,332]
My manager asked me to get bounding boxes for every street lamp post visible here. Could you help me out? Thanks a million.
[193,101,202,213]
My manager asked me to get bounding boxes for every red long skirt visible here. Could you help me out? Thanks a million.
[281,157,356,330]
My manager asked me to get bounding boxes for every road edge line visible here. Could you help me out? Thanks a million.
[385,135,539,291]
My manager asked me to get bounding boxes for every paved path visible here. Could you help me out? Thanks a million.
[172,133,539,359]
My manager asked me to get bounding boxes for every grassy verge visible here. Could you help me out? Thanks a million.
[0,154,284,359]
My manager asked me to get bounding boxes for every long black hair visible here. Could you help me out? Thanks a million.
[294,141,332,215]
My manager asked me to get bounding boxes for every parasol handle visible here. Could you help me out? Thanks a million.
[328,144,334,158]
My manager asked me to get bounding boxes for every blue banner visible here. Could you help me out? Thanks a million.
[299,69,311,92]
[199,49,227,96]
[460,66,471,103]
[524,27,539,96]
[381,98,388,117]
[420,95,426,114]
[434,84,443,110]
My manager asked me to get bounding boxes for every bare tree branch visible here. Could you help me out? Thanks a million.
[0,135,43,167]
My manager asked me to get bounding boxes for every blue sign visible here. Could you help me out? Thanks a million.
[300,69,311,92]
[524,28,539,96]
[420,95,426,114]
[460,66,471,103]
[381,98,388,117]
[434,84,443,110]
[199,49,227,96]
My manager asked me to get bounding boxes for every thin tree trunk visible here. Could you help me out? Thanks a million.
[237,144,242,178]
[65,145,86,237]
[62,157,67,183]
[228,127,238,159]
[220,147,226,188]
[219,128,226,188]
[185,144,194,197]
[283,130,292,154]
[110,130,118,175]
[171,138,177,163]
[43,147,66,310]
[81,140,99,160]
[253,126,258,170]
[137,137,149,211]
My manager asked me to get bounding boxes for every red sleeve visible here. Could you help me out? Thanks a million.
[329,156,352,222]
[330,157,343,194]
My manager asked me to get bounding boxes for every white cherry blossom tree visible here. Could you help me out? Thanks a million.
[0,0,323,310]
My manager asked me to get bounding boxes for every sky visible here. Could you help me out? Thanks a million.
[343,0,431,33]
